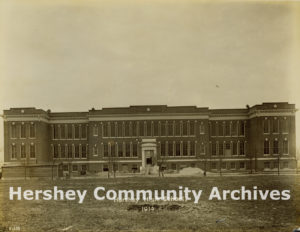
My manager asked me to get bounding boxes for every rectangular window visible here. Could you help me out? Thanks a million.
[239,121,245,136]
[283,140,288,154]
[11,123,17,138]
[132,122,137,137]
[125,143,131,157]
[82,164,87,171]
[147,121,152,136]
[175,142,180,156]
[125,122,130,137]
[111,143,116,157]
[72,165,78,172]
[231,122,237,136]
[20,123,26,138]
[219,143,223,156]
[221,162,226,169]
[200,123,205,134]
[264,162,270,169]
[61,145,66,158]
[93,145,98,156]
[168,142,173,156]
[211,162,217,169]
[281,119,288,133]
[230,162,235,169]
[94,124,99,137]
[200,144,205,154]
[190,121,195,135]
[21,144,26,159]
[63,165,68,171]
[139,122,144,136]
[161,142,166,156]
[240,162,245,169]
[74,125,80,139]
[54,144,58,158]
[218,123,224,136]
[67,124,73,139]
[225,122,230,136]
[82,145,87,158]
[75,144,79,158]
[29,123,35,138]
[110,123,116,137]
[239,141,245,155]
[54,125,59,139]
[212,143,217,156]
[103,144,108,157]
[273,140,279,154]
[118,143,123,157]
[30,144,36,158]
[133,143,138,157]
[11,144,17,159]
[190,141,195,156]
[273,118,279,133]
[167,122,173,137]
[160,122,166,136]
[61,125,66,139]
[232,142,237,155]
[263,119,269,134]
[153,121,158,136]
[117,122,123,137]
[81,125,87,139]
[182,121,187,136]
[211,123,216,136]
[264,140,269,154]
[175,122,180,136]
[183,141,188,156]
[68,144,72,158]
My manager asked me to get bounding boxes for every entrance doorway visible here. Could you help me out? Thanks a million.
[146,157,152,165]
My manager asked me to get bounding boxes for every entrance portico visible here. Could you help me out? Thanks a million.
[141,139,157,168]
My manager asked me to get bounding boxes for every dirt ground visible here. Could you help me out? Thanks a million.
[0,175,299,232]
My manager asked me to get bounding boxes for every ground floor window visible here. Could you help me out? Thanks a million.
[239,162,245,169]
[211,162,217,169]
[264,162,270,169]
[72,165,78,171]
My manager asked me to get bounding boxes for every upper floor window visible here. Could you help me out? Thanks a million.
[168,142,174,156]
[218,123,224,136]
[81,125,87,139]
[118,143,123,157]
[225,122,230,136]
[74,125,80,139]
[182,121,188,136]
[200,143,205,154]
[74,144,80,158]
[133,143,138,157]
[30,143,36,158]
[20,123,26,138]
[199,123,205,134]
[67,124,73,139]
[210,122,216,136]
[189,121,195,136]
[61,125,66,139]
[93,124,98,136]
[212,143,217,156]
[93,144,98,156]
[182,141,188,156]
[281,118,288,134]
[264,139,269,155]
[239,121,245,136]
[82,145,87,158]
[231,122,237,136]
[232,141,237,155]
[239,141,245,155]
[273,118,279,133]
[219,142,223,156]
[21,143,26,159]
[11,123,17,138]
[190,141,195,156]
[263,118,270,134]
[11,144,17,160]
[283,139,288,154]
[29,123,36,138]
[175,142,180,156]
[273,139,279,154]
[147,121,152,137]
[103,143,108,157]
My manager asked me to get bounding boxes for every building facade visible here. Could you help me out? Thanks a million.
[1,102,297,177]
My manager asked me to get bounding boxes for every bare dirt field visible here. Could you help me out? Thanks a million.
[0,175,299,232]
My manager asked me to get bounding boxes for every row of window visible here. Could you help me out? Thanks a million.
[52,124,88,140]
[10,143,36,160]
[10,122,36,139]
[94,121,202,138]
[263,117,289,134]
[93,143,138,157]
[210,121,245,137]
[211,161,246,170]
[51,144,88,159]
[264,161,290,169]
[160,141,197,156]
[63,164,87,172]
[263,139,289,155]
[211,141,246,156]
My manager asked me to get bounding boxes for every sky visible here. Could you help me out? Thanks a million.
[0,0,299,163]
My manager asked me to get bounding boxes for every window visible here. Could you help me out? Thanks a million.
[273,140,279,154]
[212,143,217,156]
[21,144,26,159]
[11,123,17,138]
[225,142,231,156]
[182,121,187,136]
[283,140,288,154]
[75,144,79,158]
[154,121,159,136]
[111,143,116,157]
[61,125,66,139]
[168,142,174,156]
[125,143,131,157]
[29,123,35,138]
[232,142,237,155]
[190,141,195,156]
[133,143,138,157]
[61,145,66,158]
[67,124,73,139]
[53,125,59,139]
[93,145,98,156]
[82,145,87,158]
[263,119,269,134]
[68,144,72,158]
[118,143,123,157]
[161,142,166,156]
[63,165,69,171]
[239,121,245,136]
[168,122,173,136]
[200,123,205,134]
[139,122,144,136]
[230,162,236,169]
[125,122,130,137]
[273,118,279,133]
[221,162,226,169]
[54,144,58,158]
[264,162,270,169]
[11,144,17,159]
[218,123,224,136]
[219,142,223,156]
[111,123,116,137]
[281,118,288,133]
[225,122,230,136]
[189,121,195,135]
[231,122,237,136]
[147,121,152,136]
[161,122,166,136]
[72,165,78,172]
[93,124,99,136]
[183,141,188,156]
[81,164,87,171]
[240,162,245,169]
[175,142,181,156]
[175,121,181,136]
[132,122,137,137]
[211,123,216,136]
[200,143,205,154]
[30,143,36,158]
[20,123,26,138]
[74,125,79,139]
[239,141,244,155]
[117,122,123,137]
[264,139,269,155]
[81,125,87,139]
[211,162,217,169]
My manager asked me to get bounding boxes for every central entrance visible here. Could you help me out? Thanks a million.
[141,139,157,168]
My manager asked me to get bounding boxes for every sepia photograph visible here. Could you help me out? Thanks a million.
[0,0,300,231]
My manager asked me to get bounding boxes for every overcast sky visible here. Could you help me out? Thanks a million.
[0,0,299,163]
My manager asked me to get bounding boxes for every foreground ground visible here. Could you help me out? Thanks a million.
[0,175,299,232]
